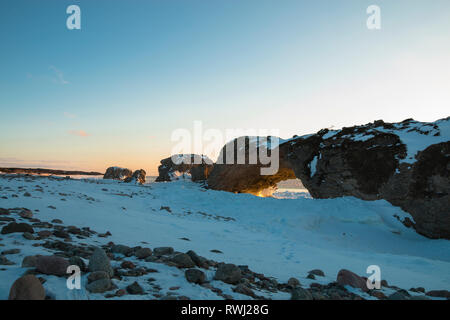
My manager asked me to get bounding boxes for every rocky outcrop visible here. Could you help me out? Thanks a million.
[206,117,450,239]
[155,154,213,182]
[283,117,449,239]
[207,137,296,196]
[103,167,133,181]
[124,169,146,184]
[103,167,146,184]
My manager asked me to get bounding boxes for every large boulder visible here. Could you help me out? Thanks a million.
[86,278,113,293]
[185,269,206,284]
[336,269,368,292]
[88,247,114,277]
[207,136,296,196]
[214,263,242,284]
[207,117,450,239]
[1,222,34,234]
[8,275,45,300]
[36,255,70,276]
[103,167,133,181]
[155,154,213,182]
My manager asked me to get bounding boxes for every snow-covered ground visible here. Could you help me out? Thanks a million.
[0,175,449,299]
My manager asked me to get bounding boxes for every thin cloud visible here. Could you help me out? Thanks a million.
[64,112,77,119]
[68,130,90,137]
[49,66,69,85]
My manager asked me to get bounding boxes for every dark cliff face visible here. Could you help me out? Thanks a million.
[205,117,450,239]
[155,154,213,182]
[394,142,449,239]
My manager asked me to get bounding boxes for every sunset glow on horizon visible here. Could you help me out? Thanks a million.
[1,0,449,175]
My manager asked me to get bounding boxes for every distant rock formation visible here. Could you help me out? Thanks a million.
[103,167,133,181]
[207,137,296,196]
[206,117,450,239]
[124,169,146,184]
[155,154,213,182]
[104,167,147,184]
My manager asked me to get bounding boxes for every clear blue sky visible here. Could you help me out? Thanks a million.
[1,0,449,173]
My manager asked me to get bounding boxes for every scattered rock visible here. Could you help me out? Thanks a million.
[53,230,71,239]
[425,290,450,299]
[86,278,113,293]
[153,247,174,256]
[170,253,195,268]
[370,290,387,299]
[115,289,126,297]
[88,247,114,277]
[287,277,300,288]
[0,255,14,265]
[2,249,20,255]
[186,250,209,269]
[0,217,15,222]
[68,256,87,272]
[126,281,144,295]
[291,287,313,300]
[22,232,35,240]
[51,219,63,224]
[111,244,133,256]
[135,248,152,259]
[1,222,34,234]
[308,269,325,277]
[22,255,39,268]
[185,269,206,284]
[37,230,52,239]
[233,284,255,298]
[36,255,70,276]
[8,275,45,300]
[120,261,136,269]
[88,271,110,283]
[214,263,242,284]
[336,269,368,292]
[18,209,33,219]
[388,291,410,300]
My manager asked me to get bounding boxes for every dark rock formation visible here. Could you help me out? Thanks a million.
[336,269,368,292]
[155,154,213,182]
[36,255,70,276]
[206,117,450,239]
[8,275,45,300]
[207,136,296,196]
[103,167,133,181]
[124,169,146,184]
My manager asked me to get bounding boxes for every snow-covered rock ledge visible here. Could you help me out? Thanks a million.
[205,117,450,239]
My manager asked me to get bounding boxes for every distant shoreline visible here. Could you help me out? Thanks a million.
[0,167,104,176]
